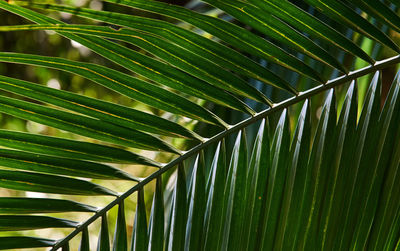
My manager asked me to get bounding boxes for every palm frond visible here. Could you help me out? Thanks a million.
[0,0,399,250]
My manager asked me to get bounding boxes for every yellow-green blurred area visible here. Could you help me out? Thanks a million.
[0,0,190,248]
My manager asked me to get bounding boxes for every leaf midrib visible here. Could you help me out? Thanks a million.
[49,53,400,250]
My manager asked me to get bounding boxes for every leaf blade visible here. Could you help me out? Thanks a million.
[0,169,117,196]
[0,197,97,214]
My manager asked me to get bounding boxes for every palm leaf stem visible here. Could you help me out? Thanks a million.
[51,54,400,250]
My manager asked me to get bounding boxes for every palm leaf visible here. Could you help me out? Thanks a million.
[0,0,399,250]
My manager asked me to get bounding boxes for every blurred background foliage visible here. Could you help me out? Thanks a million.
[1,0,400,249]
